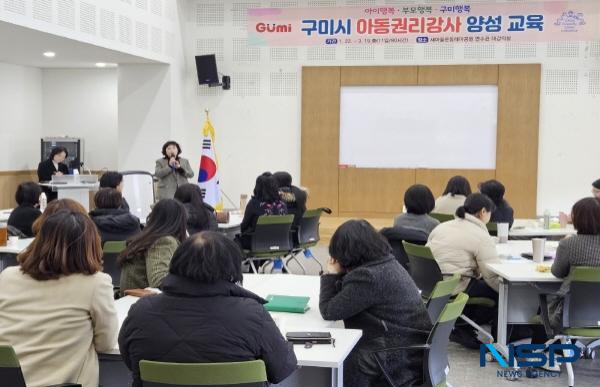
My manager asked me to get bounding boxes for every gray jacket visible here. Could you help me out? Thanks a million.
[155,157,195,200]
[320,256,431,386]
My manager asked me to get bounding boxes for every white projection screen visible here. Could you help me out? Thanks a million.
[339,85,498,169]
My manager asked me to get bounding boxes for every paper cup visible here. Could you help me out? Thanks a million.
[497,223,509,243]
[532,238,546,263]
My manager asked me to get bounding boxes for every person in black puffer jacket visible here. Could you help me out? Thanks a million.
[89,188,141,244]
[320,220,432,387]
[118,231,297,387]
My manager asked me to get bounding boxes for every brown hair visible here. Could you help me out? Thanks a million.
[94,188,123,209]
[571,197,600,235]
[19,210,102,280]
[31,199,87,235]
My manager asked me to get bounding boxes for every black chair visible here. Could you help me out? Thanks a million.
[380,226,428,271]
[403,242,495,345]
[242,215,294,273]
[0,345,81,387]
[374,293,469,387]
[285,208,330,274]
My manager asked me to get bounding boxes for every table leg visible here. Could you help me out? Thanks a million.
[497,279,508,347]
[332,365,343,387]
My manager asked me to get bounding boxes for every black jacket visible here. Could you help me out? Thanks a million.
[320,256,432,387]
[37,159,70,201]
[279,186,307,229]
[183,202,218,235]
[89,208,141,244]
[118,274,297,387]
[491,199,514,228]
[7,205,41,237]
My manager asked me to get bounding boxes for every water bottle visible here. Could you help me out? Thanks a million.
[39,192,47,212]
[543,210,551,230]
[272,258,283,274]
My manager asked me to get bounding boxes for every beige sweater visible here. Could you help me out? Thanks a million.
[433,194,467,215]
[426,213,501,293]
[0,267,118,387]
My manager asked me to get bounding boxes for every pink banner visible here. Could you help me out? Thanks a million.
[248,1,599,46]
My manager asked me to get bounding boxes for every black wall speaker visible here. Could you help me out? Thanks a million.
[195,54,219,85]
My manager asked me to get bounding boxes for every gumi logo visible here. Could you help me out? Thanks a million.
[480,343,580,368]
[255,23,292,33]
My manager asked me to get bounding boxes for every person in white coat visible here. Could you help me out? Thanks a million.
[427,193,500,348]
[0,209,118,387]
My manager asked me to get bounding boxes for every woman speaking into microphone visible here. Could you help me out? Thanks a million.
[155,141,194,200]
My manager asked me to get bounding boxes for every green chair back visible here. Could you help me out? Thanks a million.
[248,214,294,257]
[425,293,469,387]
[139,360,268,387]
[564,267,600,330]
[486,222,498,237]
[0,346,26,387]
[430,213,454,223]
[426,274,461,323]
[403,242,442,299]
[103,240,127,253]
[102,241,127,288]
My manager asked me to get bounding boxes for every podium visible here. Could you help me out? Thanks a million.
[41,175,99,211]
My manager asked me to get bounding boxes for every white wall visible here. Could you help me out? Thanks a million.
[0,62,42,170]
[42,68,118,170]
[181,0,600,216]
[0,0,179,63]
[118,64,172,171]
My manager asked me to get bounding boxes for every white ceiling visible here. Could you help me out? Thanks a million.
[0,21,159,68]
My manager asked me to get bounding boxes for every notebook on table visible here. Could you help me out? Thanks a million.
[264,295,310,313]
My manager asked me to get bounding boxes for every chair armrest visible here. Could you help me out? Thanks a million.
[318,207,332,214]
[538,293,555,338]
[46,384,82,387]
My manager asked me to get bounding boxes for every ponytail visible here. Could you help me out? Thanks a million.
[455,206,467,219]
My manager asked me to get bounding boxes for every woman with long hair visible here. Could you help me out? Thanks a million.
[119,199,187,295]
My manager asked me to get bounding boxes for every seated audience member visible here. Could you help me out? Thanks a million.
[394,184,439,236]
[549,197,600,330]
[119,199,187,295]
[7,182,42,237]
[320,220,431,387]
[89,188,141,244]
[433,175,472,215]
[0,210,117,387]
[273,171,307,228]
[427,193,501,348]
[238,172,288,249]
[99,171,130,210]
[31,198,87,235]
[37,146,70,202]
[593,179,600,199]
[174,183,218,234]
[119,232,297,387]
[479,179,514,228]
